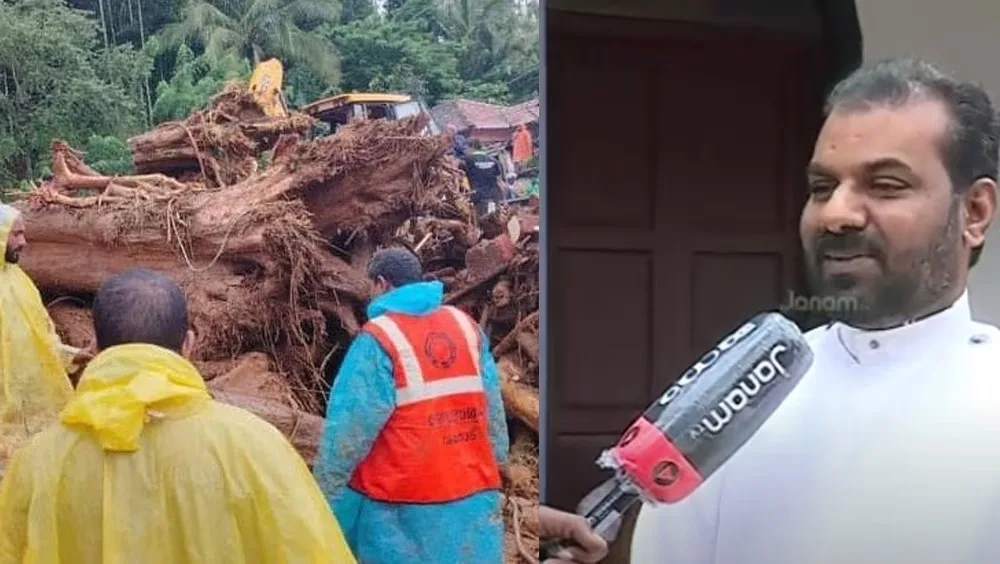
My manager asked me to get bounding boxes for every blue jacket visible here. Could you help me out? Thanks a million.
[313,281,509,564]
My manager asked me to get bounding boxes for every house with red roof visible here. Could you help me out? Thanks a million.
[430,98,539,144]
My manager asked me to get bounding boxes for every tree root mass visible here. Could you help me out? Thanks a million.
[16,82,540,563]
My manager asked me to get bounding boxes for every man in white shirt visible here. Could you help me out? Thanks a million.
[631,57,1000,564]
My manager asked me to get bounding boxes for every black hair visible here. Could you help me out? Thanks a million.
[826,57,999,190]
[367,247,423,287]
[826,58,999,267]
[92,267,189,352]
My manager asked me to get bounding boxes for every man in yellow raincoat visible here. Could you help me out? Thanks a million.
[0,203,76,465]
[0,267,356,563]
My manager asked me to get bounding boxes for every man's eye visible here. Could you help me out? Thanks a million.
[808,183,835,195]
[870,179,909,193]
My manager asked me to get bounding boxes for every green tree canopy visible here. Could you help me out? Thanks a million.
[158,0,342,87]
[329,17,462,105]
[151,44,251,123]
[340,0,375,23]
[0,0,151,183]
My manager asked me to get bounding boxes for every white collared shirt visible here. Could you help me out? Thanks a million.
[631,291,1000,564]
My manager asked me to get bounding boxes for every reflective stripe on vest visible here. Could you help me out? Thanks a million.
[348,305,502,503]
[367,305,483,406]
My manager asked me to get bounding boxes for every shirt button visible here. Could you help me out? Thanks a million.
[869,339,880,350]
[970,334,990,345]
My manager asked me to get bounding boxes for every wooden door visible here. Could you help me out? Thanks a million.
[544,13,824,510]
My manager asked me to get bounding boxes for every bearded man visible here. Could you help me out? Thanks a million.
[0,204,78,468]
[631,58,1000,563]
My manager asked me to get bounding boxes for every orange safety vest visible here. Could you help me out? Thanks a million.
[348,305,502,503]
[512,126,533,163]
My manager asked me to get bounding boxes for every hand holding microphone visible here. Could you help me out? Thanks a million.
[539,505,608,563]
[540,312,814,561]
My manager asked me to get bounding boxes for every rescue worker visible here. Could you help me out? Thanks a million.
[631,58,1000,564]
[498,141,519,199]
[450,132,474,194]
[314,247,509,563]
[0,203,79,468]
[0,267,356,564]
[459,139,504,215]
[512,123,533,165]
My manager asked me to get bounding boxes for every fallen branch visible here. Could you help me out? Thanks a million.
[497,356,539,432]
[493,311,540,357]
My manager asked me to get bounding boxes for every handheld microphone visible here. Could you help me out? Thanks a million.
[540,312,813,560]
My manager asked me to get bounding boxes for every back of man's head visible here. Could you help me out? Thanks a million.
[367,247,423,288]
[92,268,189,352]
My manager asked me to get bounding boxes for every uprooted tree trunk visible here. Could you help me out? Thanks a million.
[21,116,471,412]
[126,82,315,187]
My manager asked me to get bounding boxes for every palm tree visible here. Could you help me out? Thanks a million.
[435,0,533,87]
[158,0,341,85]
[436,0,504,44]
[439,0,523,77]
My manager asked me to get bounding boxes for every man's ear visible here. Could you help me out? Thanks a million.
[963,177,997,249]
[181,329,196,359]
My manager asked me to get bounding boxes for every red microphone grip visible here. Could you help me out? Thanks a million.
[611,417,704,503]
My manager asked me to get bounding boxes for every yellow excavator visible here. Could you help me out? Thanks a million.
[248,59,290,118]
[248,58,441,135]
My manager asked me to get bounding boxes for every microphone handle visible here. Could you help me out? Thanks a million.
[539,485,639,560]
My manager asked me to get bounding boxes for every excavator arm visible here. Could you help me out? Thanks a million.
[248,58,290,118]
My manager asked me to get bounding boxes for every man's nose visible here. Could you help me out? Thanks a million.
[815,185,867,234]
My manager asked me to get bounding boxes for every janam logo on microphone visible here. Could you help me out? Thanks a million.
[695,342,793,437]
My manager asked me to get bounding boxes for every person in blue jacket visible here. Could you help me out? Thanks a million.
[313,247,509,563]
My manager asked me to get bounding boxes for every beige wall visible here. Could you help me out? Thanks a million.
[856,0,1000,324]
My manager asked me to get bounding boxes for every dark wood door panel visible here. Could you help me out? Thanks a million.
[647,247,788,403]
[549,37,654,230]
[545,18,821,510]
[555,250,653,408]
[549,433,623,514]
[652,63,793,235]
[688,251,786,354]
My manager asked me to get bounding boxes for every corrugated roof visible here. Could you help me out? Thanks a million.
[504,99,540,125]
[431,98,540,132]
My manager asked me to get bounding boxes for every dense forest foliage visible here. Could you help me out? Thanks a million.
[0,0,539,185]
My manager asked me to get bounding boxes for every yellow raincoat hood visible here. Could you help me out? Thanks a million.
[61,343,211,452]
[0,343,356,563]
[0,203,72,463]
